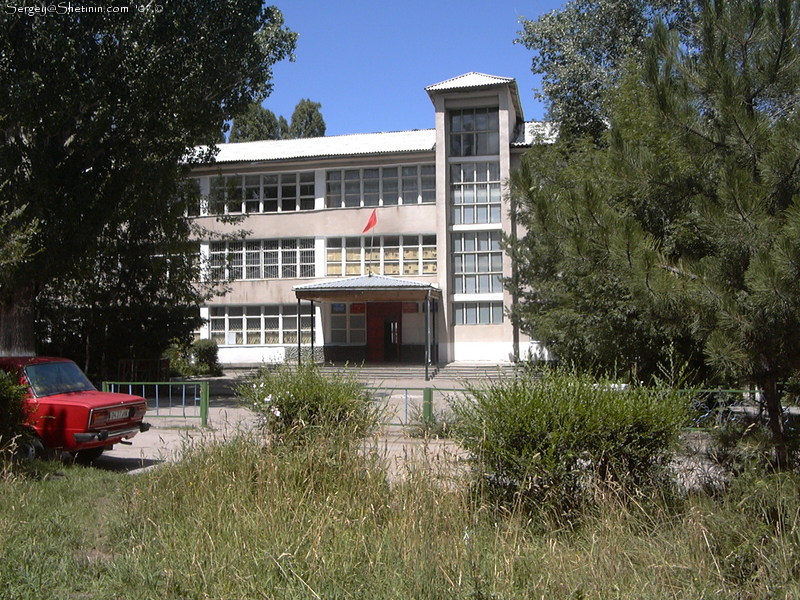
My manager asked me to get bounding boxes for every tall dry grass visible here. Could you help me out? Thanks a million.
[2,432,800,599]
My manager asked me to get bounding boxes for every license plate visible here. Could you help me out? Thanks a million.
[109,408,129,421]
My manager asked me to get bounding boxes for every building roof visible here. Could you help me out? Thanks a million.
[195,73,556,166]
[424,72,515,92]
[202,119,553,166]
[426,72,525,122]
[205,129,435,164]
[294,274,442,302]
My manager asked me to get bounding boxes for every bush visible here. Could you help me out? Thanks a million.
[0,370,28,458]
[192,339,221,375]
[237,362,380,447]
[164,339,222,377]
[451,368,691,515]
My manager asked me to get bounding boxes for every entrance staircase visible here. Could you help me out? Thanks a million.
[218,361,520,393]
[434,361,518,382]
[318,361,519,384]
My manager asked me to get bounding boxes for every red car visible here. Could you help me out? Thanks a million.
[0,356,150,462]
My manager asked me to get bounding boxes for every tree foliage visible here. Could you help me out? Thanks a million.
[229,102,283,142]
[34,181,211,379]
[228,98,326,142]
[516,0,695,140]
[509,0,800,465]
[287,98,326,138]
[0,2,297,356]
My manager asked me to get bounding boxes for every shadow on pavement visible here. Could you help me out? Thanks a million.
[87,455,163,473]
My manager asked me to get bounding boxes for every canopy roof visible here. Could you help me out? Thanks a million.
[293,274,442,302]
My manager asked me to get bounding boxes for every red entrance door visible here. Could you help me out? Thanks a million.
[366,302,402,362]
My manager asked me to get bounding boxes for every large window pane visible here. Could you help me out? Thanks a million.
[448,108,499,158]
[452,232,502,293]
[450,161,501,225]
[454,302,504,325]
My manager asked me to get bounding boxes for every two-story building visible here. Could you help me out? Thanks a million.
[191,72,553,369]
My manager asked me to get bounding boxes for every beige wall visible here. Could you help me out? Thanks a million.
[194,203,438,240]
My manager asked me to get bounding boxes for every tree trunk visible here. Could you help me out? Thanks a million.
[0,284,36,356]
[761,375,789,470]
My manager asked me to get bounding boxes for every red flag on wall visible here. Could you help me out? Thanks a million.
[361,208,377,234]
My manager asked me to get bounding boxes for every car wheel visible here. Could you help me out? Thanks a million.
[14,435,45,462]
[72,447,105,465]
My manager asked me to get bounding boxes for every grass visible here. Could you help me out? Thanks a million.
[2,435,800,599]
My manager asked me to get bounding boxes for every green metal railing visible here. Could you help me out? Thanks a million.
[102,381,210,427]
[366,386,461,426]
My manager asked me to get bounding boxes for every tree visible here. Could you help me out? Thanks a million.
[287,98,326,139]
[0,2,297,356]
[516,0,694,140]
[510,0,800,466]
[229,102,282,142]
[229,98,326,142]
[34,181,211,380]
[506,137,706,382]
[0,199,37,291]
[278,115,291,139]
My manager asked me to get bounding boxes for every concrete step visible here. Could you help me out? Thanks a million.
[434,362,518,381]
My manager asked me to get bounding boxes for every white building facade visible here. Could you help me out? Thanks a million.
[191,73,552,367]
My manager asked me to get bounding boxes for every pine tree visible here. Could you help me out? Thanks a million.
[510,0,800,466]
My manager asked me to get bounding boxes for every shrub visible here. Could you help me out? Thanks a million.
[451,368,691,515]
[163,341,193,376]
[237,362,380,447]
[192,339,222,376]
[0,370,28,459]
[164,339,222,377]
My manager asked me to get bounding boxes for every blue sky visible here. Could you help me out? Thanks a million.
[263,1,566,137]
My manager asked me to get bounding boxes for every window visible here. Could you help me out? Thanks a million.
[208,172,314,215]
[453,231,503,294]
[325,165,435,208]
[329,304,366,344]
[326,235,437,277]
[209,176,242,215]
[185,179,202,217]
[208,239,315,281]
[453,302,504,325]
[450,161,502,225]
[449,108,499,157]
[209,305,313,346]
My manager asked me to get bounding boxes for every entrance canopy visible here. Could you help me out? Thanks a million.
[293,274,441,302]
[293,274,441,380]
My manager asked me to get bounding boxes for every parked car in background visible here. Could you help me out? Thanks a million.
[0,356,150,462]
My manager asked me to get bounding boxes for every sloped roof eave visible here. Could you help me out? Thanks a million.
[293,275,442,302]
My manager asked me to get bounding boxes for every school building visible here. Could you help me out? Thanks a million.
[191,72,554,371]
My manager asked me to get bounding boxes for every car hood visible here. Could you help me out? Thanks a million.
[34,390,146,409]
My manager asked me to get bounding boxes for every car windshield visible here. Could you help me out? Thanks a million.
[25,362,96,397]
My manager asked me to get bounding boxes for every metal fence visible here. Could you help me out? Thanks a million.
[99,379,793,432]
[689,388,800,427]
[102,381,210,427]
[367,386,466,426]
